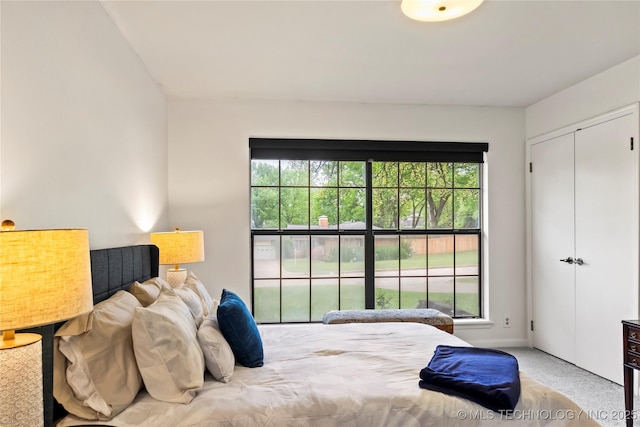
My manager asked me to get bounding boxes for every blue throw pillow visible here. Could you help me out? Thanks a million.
[217,289,264,368]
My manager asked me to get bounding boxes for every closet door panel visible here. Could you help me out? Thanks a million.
[531,133,576,363]
[574,113,638,385]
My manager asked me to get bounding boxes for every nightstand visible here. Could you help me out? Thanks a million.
[623,320,640,427]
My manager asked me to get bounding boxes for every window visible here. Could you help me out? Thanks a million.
[250,139,488,323]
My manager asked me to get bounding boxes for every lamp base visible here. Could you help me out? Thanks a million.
[166,268,188,288]
[1,331,41,349]
[0,336,44,427]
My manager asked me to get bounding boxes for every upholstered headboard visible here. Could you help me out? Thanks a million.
[36,244,159,426]
[89,244,159,304]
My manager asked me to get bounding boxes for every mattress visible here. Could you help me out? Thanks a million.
[57,322,597,427]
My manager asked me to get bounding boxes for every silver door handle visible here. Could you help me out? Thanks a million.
[574,258,584,266]
[560,257,574,264]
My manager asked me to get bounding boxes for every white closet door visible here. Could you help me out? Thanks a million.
[531,133,576,363]
[574,113,638,385]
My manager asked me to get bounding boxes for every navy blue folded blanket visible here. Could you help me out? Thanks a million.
[419,345,521,412]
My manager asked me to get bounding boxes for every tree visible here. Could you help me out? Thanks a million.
[251,160,479,231]
[280,160,309,226]
[251,160,279,228]
[452,163,480,229]
[372,162,398,229]
[399,162,426,228]
[311,161,365,227]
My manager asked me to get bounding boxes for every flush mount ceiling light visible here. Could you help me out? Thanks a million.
[401,0,484,22]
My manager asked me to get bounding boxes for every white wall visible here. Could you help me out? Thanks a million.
[526,55,640,139]
[0,1,169,248]
[169,99,527,346]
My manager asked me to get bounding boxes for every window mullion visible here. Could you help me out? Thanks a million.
[307,161,312,322]
[451,171,456,317]
[365,161,375,309]
[396,163,401,308]
[337,164,341,310]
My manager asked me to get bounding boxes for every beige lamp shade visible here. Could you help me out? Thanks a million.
[150,229,204,287]
[150,229,205,266]
[401,0,484,22]
[0,228,93,332]
[0,227,92,427]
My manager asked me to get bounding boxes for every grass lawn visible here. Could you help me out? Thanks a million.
[257,250,479,323]
[254,283,478,323]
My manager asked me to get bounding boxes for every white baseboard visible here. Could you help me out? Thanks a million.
[460,338,529,348]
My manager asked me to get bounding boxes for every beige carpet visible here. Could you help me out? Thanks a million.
[501,347,638,427]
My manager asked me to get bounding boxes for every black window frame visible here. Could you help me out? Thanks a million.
[250,138,488,322]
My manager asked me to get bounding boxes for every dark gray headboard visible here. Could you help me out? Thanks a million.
[89,244,159,304]
[36,244,159,426]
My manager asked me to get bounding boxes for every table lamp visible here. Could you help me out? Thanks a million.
[150,228,204,287]
[0,221,93,427]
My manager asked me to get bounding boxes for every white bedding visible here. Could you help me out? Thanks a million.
[58,322,598,427]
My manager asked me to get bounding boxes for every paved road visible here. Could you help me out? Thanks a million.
[254,263,478,293]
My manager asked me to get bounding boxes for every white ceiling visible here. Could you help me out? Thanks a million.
[101,0,640,108]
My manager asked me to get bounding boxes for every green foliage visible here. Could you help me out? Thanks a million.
[251,188,279,228]
[280,188,308,226]
[324,246,364,263]
[400,239,413,258]
[251,160,479,231]
[374,239,413,261]
[372,163,398,229]
[311,188,337,225]
[251,160,280,228]
[281,238,294,259]
[251,159,279,186]
[339,188,366,224]
[376,292,392,310]
[340,161,365,187]
[280,160,308,186]
[375,246,396,261]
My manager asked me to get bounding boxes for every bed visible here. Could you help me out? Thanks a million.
[50,244,597,427]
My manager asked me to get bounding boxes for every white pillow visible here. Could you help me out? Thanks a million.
[197,316,235,383]
[53,291,142,420]
[132,287,204,403]
[129,277,169,307]
[174,284,206,327]
[184,271,216,315]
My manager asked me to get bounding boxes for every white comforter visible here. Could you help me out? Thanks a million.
[58,322,598,427]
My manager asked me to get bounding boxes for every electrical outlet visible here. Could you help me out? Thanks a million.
[503,316,511,328]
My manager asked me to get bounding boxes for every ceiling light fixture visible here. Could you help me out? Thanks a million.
[401,0,484,22]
